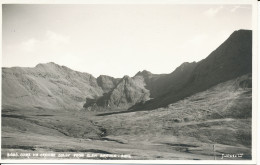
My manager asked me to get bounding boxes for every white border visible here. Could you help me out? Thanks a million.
[0,0,257,4]
[0,0,258,164]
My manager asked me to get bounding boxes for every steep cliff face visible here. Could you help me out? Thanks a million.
[2,62,103,110]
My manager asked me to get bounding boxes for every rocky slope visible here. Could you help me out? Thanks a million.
[97,75,120,93]
[84,75,150,110]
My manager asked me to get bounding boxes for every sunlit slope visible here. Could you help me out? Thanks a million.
[2,62,103,110]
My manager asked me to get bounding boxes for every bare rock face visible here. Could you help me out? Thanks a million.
[97,75,120,93]
[2,62,103,110]
[84,75,150,110]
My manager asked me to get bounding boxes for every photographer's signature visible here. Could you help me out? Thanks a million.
[221,153,243,159]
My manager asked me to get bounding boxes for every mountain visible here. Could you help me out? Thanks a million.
[143,62,198,98]
[1,29,252,160]
[97,73,252,145]
[132,29,252,110]
[2,62,104,110]
[84,75,150,110]
[2,29,252,111]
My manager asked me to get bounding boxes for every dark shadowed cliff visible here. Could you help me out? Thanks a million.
[132,30,252,110]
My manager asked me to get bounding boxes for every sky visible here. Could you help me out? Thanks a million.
[2,4,252,78]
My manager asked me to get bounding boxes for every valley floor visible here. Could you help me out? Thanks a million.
[1,109,251,160]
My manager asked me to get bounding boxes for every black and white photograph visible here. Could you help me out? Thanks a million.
[0,0,258,163]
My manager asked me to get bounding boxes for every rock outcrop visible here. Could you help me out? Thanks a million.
[84,75,150,110]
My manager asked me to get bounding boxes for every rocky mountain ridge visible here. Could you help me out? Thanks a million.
[2,29,252,111]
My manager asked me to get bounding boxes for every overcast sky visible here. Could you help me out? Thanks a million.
[2,4,252,78]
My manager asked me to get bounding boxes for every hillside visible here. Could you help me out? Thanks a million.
[143,62,198,98]
[2,62,103,110]
[98,73,252,141]
[94,73,252,158]
[2,73,252,159]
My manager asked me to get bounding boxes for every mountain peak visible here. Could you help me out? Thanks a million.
[135,70,152,77]
[35,62,75,72]
[122,75,131,80]
[172,62,197,73]
[179,62,195,67]
[228,29,252,41]
[36,62,60,68]
[234,29,251,33]
[97,75,113,79]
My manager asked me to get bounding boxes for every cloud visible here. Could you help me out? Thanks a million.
[46,30,70,45]
[204,6,223,17]
[230,6,240,12]
[230,5,251,13]
[179,34,208,49]
[19,31,70,52]
[21,38,39,52]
